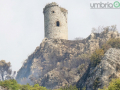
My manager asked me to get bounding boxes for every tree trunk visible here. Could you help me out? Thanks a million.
[1,72,4,81]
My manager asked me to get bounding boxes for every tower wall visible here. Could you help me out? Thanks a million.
[43,2,68,39]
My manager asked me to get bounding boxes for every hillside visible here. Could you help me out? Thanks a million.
[77,48,120,90]
[16,27,120,89]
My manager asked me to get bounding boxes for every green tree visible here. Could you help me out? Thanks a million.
[0,60,12,81]
[0,79,48,90]
[0,79,20,90]
[34,83,39,87]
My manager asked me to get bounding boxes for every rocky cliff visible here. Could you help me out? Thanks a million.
[77,48,120,90]
[16,38,91,89]
[16,28,120,89]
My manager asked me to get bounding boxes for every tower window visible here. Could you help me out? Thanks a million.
[56,21,60,27]
[52,11,55,13]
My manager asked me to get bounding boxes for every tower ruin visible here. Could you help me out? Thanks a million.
[43,2,68,39]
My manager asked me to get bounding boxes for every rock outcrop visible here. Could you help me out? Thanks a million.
[16,38,91,89]
[0,86,8,90]
[16,29,120,89]
[77,48,120,90]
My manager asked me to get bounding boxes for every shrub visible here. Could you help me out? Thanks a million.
[98,78,120,90]
[77,64,85,73]
[0,79,47,90]
[107,38,120,49]
[82,87,86,90]
[0,79,20,90]
[91,38,120,68]
[101,43,112,53]
[101,38,120,53]
[19,83,32,90]
[90,49,104,67]
[93,77,101,90]
[57,84,79,90]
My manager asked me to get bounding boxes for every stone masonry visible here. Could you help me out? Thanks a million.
[43,2,68,39]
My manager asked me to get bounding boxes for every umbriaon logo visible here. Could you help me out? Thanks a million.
[114,1,120,7]
[90,1,120,9]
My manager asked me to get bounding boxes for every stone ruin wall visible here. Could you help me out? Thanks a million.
[43,2,68,40]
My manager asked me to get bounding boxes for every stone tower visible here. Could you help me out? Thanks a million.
[43,2,68,39]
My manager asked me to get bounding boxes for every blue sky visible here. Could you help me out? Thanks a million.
[0,0,120,72]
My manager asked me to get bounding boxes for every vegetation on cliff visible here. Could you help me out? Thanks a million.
[99,78,120,90]
[0,79,47,90]
[55,85,79,90]
[0,60,16,81]
[90,38,120,68]
[0,79,81,90]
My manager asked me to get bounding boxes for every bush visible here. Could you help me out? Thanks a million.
[0,79,47,90]
[108,78,120,90]
[91,38,120,68]
[0,79,20,90]
[107,38,120,49]
[101,38,120,53]
[19,83,32,90]
[77,64,85,73]
[90,49,104,67]
[101,43,112,53]
[0,79,80,90]
[98,78,120,90]
[93,77,101,90]
[57,84,79,90]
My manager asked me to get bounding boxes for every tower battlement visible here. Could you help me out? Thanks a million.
[43,2,58,13]
[43,2,68,40]
[43,2,68,14]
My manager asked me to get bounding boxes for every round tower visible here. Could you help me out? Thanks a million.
[43,2,68,39]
